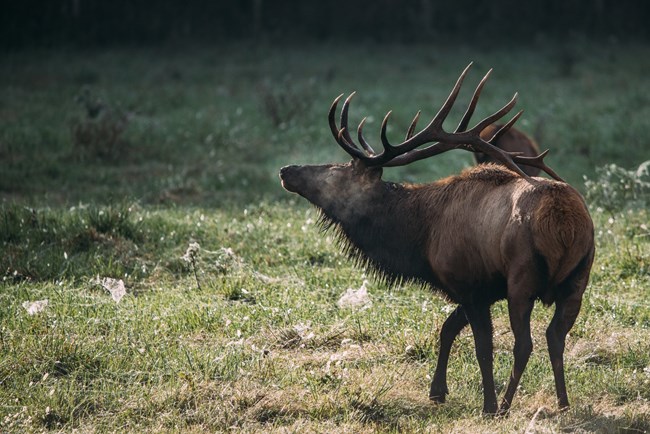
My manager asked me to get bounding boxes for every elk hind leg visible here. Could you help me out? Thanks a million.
[430,306,469,403]
[498,297,535,414]
[465,304,498,415]
[546,250,591,410]
[546,292,582,409]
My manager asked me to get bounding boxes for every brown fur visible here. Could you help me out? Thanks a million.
[477,125,541,176]
[280,160,594,415]
[532,185,593,286]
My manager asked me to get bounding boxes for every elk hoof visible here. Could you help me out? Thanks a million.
[482,403,499,416]
[496,406,510,418]
[497,400,511,417]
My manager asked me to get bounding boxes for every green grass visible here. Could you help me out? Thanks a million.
[1,42,649,432]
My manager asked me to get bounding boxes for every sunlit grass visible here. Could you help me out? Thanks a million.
[1,201,648,432]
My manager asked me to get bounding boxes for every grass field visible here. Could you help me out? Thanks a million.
[1,41,649,432]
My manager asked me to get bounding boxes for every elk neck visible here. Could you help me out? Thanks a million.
[323,180,438,286]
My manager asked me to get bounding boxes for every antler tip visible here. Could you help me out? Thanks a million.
[331,93,345,107]
[359,117,367,128]
[381,110,393,128]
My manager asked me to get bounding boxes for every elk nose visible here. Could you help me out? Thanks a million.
[279,165,296,179]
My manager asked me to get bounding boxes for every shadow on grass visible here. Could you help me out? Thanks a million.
[541,404,650,433]
[250,392,650,432]
[350,396,442,428]
[250,393,463,430]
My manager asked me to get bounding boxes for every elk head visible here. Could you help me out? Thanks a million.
[280,159,384,225]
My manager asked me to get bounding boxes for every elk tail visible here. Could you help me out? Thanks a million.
[532,185,594,287]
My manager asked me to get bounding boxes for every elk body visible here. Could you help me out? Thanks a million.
[279,64,594,415]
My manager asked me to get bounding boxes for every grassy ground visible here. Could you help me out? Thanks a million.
[1,41,649,432]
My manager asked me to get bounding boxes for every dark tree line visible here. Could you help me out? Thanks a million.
[2,0,649,49]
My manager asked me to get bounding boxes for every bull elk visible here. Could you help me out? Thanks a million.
[279,64,594,415]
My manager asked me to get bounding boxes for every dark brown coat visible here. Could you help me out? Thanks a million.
[280,161,594,414]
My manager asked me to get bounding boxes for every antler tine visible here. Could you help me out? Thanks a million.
[340,92,358,149]
[466,92,518,138]
[405,111,421,140]
[424,62,474,129]
[513,150,566,182]
[337,128,361,152]
[357,118,376,155]
[379,111,395,151]
[328,93,345,141]
[328,94,367,159]
[456,68,492,133]
[390,62,472,147]
[486,110,523,144]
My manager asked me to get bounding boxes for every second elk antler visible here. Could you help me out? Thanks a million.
[328,62,564,181]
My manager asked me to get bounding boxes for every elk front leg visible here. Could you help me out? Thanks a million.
[430,305,469,403]
[465,304,498,415]
[546,293,582,409]
[498,298,535,414]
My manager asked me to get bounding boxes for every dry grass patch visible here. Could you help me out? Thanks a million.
[569,328,650,366]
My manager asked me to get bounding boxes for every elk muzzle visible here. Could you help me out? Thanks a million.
[279,165,302,193]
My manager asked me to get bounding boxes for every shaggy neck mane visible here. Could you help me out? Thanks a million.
[317,182,439,287]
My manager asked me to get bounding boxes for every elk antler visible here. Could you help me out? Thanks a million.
[328,63,563,181]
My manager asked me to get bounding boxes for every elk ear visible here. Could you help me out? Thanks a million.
[352,159,383,180]
[367,166,383,180]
